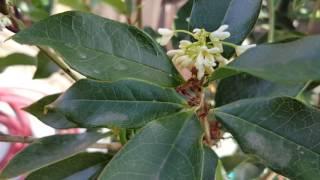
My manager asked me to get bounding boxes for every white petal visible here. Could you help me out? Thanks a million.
[180,57,193,68]
[167,49,184,57]
[204,57,216,67]
[158,28,174,36]
[210,31,230,40]
[215,55,228,65]
[212,41,224,52]
[216,24,229,32]
[179,40,192,49]
[157,28,174,45]
[193,28,201,33]
[235,44,256,56]
[200,46,208,51]
[197,66,205,80]
[175,55,190,65]
[208,47,221,54]
[158,34,175,45]
[195,53,205,65]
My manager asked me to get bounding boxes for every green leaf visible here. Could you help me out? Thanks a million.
[143,27,160,41]
[99,111,218,180]
[221,0,262,45]
[190,0,262,46]
[215,73,306,106]
[172,0,193,48]
[26,152,112,180]
[0,53,36,72]
[190,0,231,31]
[25,94,79,129]
[214,97,320,179]
[13,11,182,87]
[45,79,187,128]
[33,50,59,79]
[215,161,227,180]
[210,36,320,83]
[0,132,105,178]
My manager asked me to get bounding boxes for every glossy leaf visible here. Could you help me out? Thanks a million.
[221,0,262,45]
[172,0,193,48]
[46,79,187,128]
[99,111,218,180]
[215,73,306,106]
[25,94,79,129]
[0,53,36,71]
[210,36,320,83]
[13,11,182,87]
[33,50,59,79]
[190,0,261,47]
[214,97,320,179]
[190,0,231,31]
[0,132,105,178]
[26,152,112,180]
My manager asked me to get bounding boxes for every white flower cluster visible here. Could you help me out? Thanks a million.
[0,15,11,30]
[158,25,256,80]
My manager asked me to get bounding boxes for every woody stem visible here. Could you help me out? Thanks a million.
[199,93,212,146]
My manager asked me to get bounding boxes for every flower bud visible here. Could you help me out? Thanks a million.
[167,49,184,57]
[157,28,174,45]
[235,44,256,56]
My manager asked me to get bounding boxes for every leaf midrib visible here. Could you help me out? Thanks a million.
[1,133,103,178]
[155,113,197,180]
[215,111,320,157]
[14,36,179,80]
[58,99,187,107]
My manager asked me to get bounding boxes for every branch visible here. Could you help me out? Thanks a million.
[136,0,143,28]
[39,46,81,81]
[267,0,275,43]
[0,134,35,143]
[90,142,122,152]
[199,93,212,146]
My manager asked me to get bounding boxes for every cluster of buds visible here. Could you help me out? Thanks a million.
[158,25,256,80]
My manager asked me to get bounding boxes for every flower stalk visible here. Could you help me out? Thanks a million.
[160,25,256,146]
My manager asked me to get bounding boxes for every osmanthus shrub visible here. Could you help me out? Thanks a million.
[1,0,320,179]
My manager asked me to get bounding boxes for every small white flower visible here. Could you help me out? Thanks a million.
[176,55,193,68]
[235,44,256,56]
[216,25,229,32]
[193,28,204,39]
[203,55,216,67]
[203,56,216,74]
[215,54,229,65]
[207,47,221,54]
[209,24,231,41]
[195,53,205,80]
[157,28,174,45]
[167,49,184,57]
[193,28,201,34]
[194,46,218,80]
[178,40,192,49]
